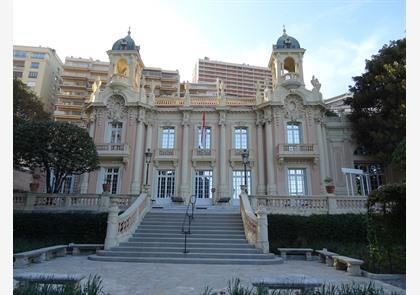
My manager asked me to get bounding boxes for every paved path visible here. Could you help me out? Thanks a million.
[13,256,405,295]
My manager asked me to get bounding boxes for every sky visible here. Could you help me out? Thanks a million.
[13,0,405,99]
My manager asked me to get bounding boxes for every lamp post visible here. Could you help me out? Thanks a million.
[144,148,152,186]
[241,149,249,192]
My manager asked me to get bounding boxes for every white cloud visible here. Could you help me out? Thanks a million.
[304,35,382,98]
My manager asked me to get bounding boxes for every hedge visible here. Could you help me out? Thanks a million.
[268,214,368,264]
[14,213,108,253]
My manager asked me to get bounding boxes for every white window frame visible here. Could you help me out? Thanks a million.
[287,168,308,196]
[196,126,211,149]
[232,170,251,199]
[286,122,302,145]
[194,170,213,199]
[234,127,248,149]
[160,127,176,149]
[107,121,123,144]
[100,165,122,194]
[49,169,75,194]
[156,170,176,199]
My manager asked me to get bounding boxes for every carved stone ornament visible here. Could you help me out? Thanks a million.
[218,112,226,126]
[138,108,146,123]
[284,95,305,120]
[182,112,190,126]
[107,95,127,122]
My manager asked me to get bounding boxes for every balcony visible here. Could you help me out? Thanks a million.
[96,143,130,163]
[108,74,129,90]
[279,72,302,89]
[229,149,255,167]
[277,144,319,164]
[154,148,179,167]
[192,148,216,167]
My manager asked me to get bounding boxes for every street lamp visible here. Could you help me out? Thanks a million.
[241,149,250,191]
[144,148,153,186]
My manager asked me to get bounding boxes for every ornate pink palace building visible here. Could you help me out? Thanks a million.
[80,29,387,206]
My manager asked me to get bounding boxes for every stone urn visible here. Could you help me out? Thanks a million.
[29,182,39,192]
[102,183,111,193]
[324,177,335,194]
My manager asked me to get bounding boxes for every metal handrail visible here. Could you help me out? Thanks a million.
[181,195,197,253]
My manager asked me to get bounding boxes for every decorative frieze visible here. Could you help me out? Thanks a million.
[107,95,127,122]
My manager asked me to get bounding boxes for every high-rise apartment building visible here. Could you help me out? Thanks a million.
[54,57,109,124]
[193,57,272,97]
[13,45,63,113]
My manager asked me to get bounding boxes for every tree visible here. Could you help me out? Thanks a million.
[14,121,100,193]
[13,78,50,127]
[346,38,405,166]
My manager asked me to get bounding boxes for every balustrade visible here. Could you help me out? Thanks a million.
[249,195,367,215]
[13,192,137,212]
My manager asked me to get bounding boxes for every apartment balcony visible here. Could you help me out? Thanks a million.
[279,73,302,89]
[229,148,255,167]
[277,144,319,164]
[96,143,130,163]
[154,148,179,167]
[108,74,129,90]
[60,82,87,89]
[192,148,216,167]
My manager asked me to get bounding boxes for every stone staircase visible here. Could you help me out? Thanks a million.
[88,210,283,264]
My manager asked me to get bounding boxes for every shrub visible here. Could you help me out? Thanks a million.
[268,214,367,252]
[14,213,107,253]
[367,184,406,273]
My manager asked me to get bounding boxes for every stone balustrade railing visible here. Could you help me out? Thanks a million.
[239,187,269,253]
[249,195,368,215]
[13,192,138,212]
[104,192,151,249]
[154,96,256,107]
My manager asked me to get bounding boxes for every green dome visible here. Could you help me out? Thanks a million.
[112,29,139,51]
[275,27,300,49]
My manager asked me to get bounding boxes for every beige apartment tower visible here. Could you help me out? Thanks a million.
[193,57,272,97]
[13,45,63,113]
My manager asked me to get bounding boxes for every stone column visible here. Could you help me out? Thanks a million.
[316,119,327,193]
[264,111,276,195]
[130,117,145,194]
[218,112,228,200]
[256,118,266,195]
[321,121,331,178]
[180,112,190,201]
[142,122,153,186]
[80,120,96,193]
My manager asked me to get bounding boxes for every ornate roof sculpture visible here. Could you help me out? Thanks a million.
[111,28,140,51]
[275,26,301,49]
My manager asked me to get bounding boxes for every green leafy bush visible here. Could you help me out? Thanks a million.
[268,214,367,252]
[367,184,406,273]
[14,213,107,253]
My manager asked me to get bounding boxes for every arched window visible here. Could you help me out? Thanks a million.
[116,58,128,76]
[284,57,296,73]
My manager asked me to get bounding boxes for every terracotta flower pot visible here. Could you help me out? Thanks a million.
[102,183,111,193]
[326,185,335,194]
[29,182,39,192]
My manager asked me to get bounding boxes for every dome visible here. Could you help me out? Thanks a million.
[112,29,139,51]
[275,27,300,49]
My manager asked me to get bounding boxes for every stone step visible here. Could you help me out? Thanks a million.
[118,241,254,249]
[135,228,244,234]
[131,233,245,239]
[127,237,248,244]
[139,223,244,228]
[96,250,275,260]
[110,247,262,254]
[88,255,284,265]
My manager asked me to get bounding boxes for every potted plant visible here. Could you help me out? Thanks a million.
[29,173,41,192]
[102,181,111,193]
[324,177,335,194]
